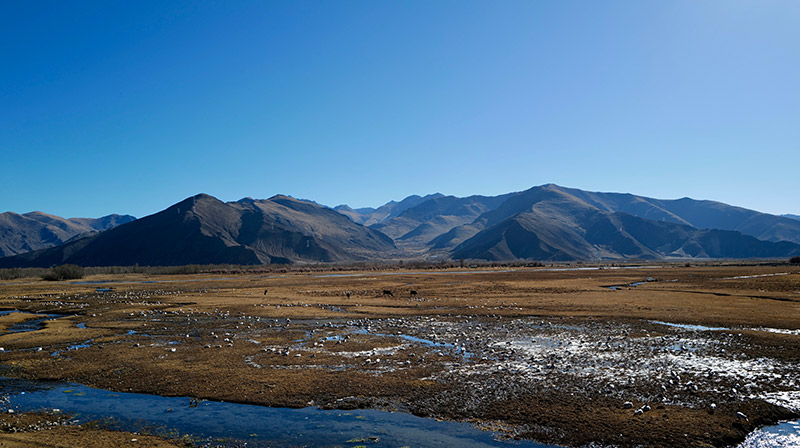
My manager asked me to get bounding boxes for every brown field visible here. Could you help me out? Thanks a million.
[1,263,798,447]
[0,412,186,448]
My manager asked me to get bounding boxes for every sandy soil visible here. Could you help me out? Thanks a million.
[1,263,798,447]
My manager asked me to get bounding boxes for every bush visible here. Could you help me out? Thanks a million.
[790,256,800,264]
[0,268,24,280]
[42,264,85,281]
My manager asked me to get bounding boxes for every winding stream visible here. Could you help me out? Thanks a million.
[0,310,62,336]
[1,378,553,448]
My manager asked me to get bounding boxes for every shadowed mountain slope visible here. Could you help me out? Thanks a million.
[448,185,800,261]
[0,194,397,268]
[430,185,592,251]
[334,193,444,226]
[551,185,800,244]
[0,212,135,257]
[369,194,514,251]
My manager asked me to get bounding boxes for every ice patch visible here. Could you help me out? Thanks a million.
[737,420,800,448]
[337,345,406,358]
[758,391,800,413]
[723,273,791,280]
[748,328,800,336]
[650,320,729,331]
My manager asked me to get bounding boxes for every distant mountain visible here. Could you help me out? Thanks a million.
[334,193,444,226]
[369,194,514,251]
[447,185,800,261]
[330,204,371,225]
[546,185,800,245]
[453,211,800,261]
[782,214,800,222]
[3,185,797,266]
[0,194,397,268]
[0,212,135,257]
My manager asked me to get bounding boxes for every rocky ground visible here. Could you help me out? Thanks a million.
[0,263,798,447]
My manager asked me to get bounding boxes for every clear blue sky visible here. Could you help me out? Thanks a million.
[2,1,798,218]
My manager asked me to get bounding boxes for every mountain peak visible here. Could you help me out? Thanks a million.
[334,204,354,212]
[23,211,56,218]
[193,193,218,201]
[173,193,220,206]
[269,194,298,202]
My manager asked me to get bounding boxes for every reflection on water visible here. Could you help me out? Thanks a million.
[1,378,555,448]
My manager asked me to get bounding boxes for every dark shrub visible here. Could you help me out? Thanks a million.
[0,268,23,280]
[42,264,85,281]
[791,256,800,264]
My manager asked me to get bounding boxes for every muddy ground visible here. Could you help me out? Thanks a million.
[0,263,798,447]
[0,411,188,447]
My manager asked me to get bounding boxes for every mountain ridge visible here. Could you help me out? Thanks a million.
[444,185,800,261]
[369,193,515,252]
[0,211,136,257]
[0,194,397,268]
[334,193,444,226]
[2,184,798,267]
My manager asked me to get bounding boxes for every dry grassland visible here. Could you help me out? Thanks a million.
[0,263,798,447]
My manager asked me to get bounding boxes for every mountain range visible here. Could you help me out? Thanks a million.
[333,193,444,226]
[0,194,397,268]
[0,212,135,257]
[414,184,800,261]
[1,184,798,267]
[369,194,515,253]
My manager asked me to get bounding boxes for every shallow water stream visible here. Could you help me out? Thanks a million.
[0,310,62,336]
[1,378,555,447]
[1,377,795,447]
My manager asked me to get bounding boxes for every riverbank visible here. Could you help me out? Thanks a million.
[0,411,188,447]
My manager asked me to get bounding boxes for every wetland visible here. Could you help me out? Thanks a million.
[0,263,798,447]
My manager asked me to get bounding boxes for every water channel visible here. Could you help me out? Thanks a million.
[1,378,553,448]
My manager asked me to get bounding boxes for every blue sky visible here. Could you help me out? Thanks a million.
[2,1,798,218]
